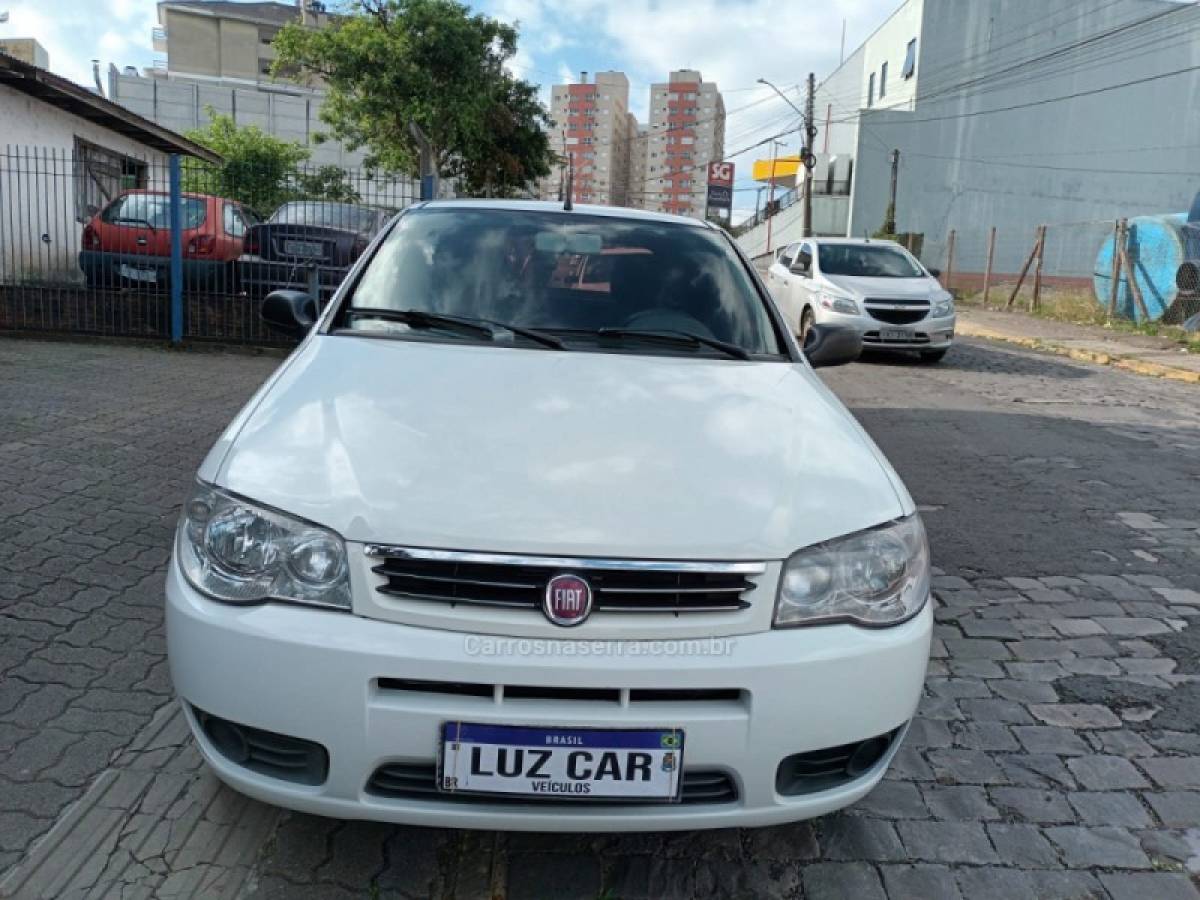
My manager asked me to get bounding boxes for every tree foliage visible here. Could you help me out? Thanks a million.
[182,111,361,213]
[272,0,553,196]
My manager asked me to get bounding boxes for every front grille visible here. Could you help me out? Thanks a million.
[366,762,738,805]
[194,707,329,786]
[366,547,763,615]
[376,678,744,706]
[864,299,929,326]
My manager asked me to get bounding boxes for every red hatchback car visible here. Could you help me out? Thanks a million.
[79,190,258,290]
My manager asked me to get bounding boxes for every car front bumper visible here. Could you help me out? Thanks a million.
[166,561,931,831]
[814,308,957,351]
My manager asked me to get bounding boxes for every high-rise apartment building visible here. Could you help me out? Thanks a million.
[642,70,725,218]
[542,69,725,219]
[544,71,632,206]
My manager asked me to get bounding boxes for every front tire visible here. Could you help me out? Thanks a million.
[919,348,949,364]
[799,307,815,344]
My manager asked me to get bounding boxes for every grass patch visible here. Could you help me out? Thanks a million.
[958,286,1200,352]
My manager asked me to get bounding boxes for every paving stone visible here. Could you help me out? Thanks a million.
[895,821,998,864]
[508,853,601,900]
[1024,870,1106,899]
[1087,730,1157,757]
[1029,703,1122,729]
[905,718,954,749]
[879,864,963,900]
[849,780,929,820]
[956,867,1038,900]
[1153,587,1200,605]
[984,823,1060,868]
[927,678,992,700]
[817,815,906,862]
[1066,756,1149,790]
[1067,792,1152,827]
[921,785,999,820]
[1095,617,1173,637]
[959,618,1021,640]
[943,638,1012,660]
[990,787,1075,824]
[1139,758,1200,788]
[952,722,1020,752]
[1144,791,1200,827]
[989,679,1058,704]
[1004,662,1067,682]
[1099,873,1200,900]
[801,862,886,900]
[1012,726,1090,756]
[927,749,1008,785]
[1043,826,1151,869]
[1051,618,1106,637]
[1062,658,1122,677]
[958,699,1033,724]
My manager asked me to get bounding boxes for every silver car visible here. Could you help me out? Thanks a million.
[766,238,955,363]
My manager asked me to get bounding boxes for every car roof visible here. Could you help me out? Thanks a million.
[808,237,906,248]
[418,199,712,229]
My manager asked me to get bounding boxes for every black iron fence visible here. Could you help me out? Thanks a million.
[0,146,421,345]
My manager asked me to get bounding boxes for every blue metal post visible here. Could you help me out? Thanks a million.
[169,155,183,344]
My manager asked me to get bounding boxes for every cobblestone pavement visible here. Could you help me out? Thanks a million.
[1,336,1199,899]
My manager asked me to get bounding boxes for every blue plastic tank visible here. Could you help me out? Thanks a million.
[1093,213,1186,322]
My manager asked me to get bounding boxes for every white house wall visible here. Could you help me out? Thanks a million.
[0,83,170,282]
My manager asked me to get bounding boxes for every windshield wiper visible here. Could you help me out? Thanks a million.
[595,328,752,361]
[345,308,565,349]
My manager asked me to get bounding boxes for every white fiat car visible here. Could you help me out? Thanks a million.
[167,200,932,831]
[766,237,955,363]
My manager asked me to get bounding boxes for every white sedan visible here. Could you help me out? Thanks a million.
[766,237,955,363]
[167,200,931,831]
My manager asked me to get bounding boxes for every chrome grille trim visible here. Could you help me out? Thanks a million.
[363,545,767,575]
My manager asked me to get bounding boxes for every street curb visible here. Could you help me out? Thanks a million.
[957,322,1200,385]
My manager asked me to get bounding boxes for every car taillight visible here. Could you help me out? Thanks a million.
[186,234,217,256]
[82,224,101,250]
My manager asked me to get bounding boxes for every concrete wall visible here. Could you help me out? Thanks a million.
[0,84,170,282]
[861,0,923,113]
[849,0,1200,278]
[165,9,221,78]
[110,72,368,169]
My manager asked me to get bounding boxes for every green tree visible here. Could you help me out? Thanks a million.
[182,111,309,213]
[272,0,553,196]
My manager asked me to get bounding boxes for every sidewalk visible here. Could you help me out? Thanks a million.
[956,307,1200,384]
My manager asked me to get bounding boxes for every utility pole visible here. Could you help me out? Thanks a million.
[884,148,899,235]
[765,139,782,255]
[803,72,816,238]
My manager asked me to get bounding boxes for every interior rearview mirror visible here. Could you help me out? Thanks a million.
[262,289,319,338]
[927,267,941,278]
[803,324,862,369]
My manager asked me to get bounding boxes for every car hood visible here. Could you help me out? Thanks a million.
[209,335,909,559]
[822,274,938,299]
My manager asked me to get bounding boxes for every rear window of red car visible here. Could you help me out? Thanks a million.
[102,194,207,230]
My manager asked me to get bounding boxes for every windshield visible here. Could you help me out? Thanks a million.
[818,244,925,278]
[344,207,783,356]
[271,201,381,232]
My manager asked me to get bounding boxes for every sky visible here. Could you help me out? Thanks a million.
[2,0,902,218]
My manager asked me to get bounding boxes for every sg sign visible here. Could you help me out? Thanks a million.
[707,162,734,188]
[707,162,734,211]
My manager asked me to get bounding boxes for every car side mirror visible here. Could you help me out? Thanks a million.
[790,262,810,276]
[803,324,862,369]
[927,267,941,278]
[262,289,319,337]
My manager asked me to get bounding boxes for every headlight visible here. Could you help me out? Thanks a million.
[817,291,859,315]
[177,481,351,610]
[931,293,954,318]
[774,515,929,628]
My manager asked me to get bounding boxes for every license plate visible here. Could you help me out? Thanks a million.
[439,722,684,801]
[282,239,324,258]
[880,328,912,341]
[118,264,157,283]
